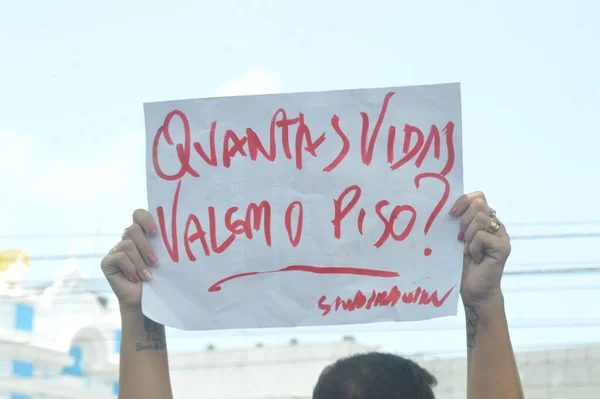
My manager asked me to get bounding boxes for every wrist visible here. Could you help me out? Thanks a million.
[119,304,144,321]
[118,306,166,350]
[462,292,506,325]
[461,287,504,307]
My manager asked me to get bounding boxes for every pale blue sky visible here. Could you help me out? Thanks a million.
[1,0,599,355]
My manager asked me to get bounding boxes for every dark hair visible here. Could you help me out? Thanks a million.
[313,352,437,399]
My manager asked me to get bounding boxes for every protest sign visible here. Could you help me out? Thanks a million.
[142,83,464,331]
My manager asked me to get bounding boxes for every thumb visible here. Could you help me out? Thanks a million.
[468,230,511,264]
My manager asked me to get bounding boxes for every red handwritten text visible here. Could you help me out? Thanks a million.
[151,91,459,292]
[151,93,455,178]
[157,181,276,262]
[317,285,456,316]
[331,174,449,254]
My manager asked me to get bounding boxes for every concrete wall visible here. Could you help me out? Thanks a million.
[170,341,363,399]
[421,345,600,398]
[169,341,600,399]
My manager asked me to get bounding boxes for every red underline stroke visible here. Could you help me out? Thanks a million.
[208,265,400,292]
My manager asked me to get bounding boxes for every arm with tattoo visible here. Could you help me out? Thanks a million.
[118,309,173,399]
[100,209,175,398]
[136,316,167,352]
[464,303,479,349]
[464,296,523,399]
[450,191,523,398]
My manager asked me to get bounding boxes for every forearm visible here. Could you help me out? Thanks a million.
[463,294,523,399]
[118,308,173,399]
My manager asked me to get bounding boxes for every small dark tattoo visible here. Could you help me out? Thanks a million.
[135,316,166,352]
[465,304,479,349]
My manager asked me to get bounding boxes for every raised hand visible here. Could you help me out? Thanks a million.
[450,191,511,304]
[100,209,158,313]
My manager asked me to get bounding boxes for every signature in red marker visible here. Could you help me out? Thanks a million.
[208,265,399,292]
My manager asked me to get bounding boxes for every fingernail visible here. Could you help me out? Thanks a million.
[132,274,140,283]
[140,269,152,281]
[457,232,464,241]
[148,223,157,233]
[148,252,158,266]
[449,207,457,216]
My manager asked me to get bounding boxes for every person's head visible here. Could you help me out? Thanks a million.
[312,352,437,399]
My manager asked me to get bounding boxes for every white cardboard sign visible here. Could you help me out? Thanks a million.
[142,83,464,331]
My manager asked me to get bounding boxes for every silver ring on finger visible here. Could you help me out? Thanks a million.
[489,208,497,218]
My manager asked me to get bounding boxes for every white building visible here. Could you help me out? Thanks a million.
[0,258,120,399]
[0,256,598,399]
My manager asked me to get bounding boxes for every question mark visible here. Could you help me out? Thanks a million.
[414,172,450,256]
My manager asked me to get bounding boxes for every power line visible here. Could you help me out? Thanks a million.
[505,267,600,275]
[4,231,598,263]
[0,233,118,239]
[7,276,600,300]
[1,319,600,348]
[511,232,600,240]
[28,254,103,261]
[3,224,600,241]
[508,220,600,227]
[509,260,600,267]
